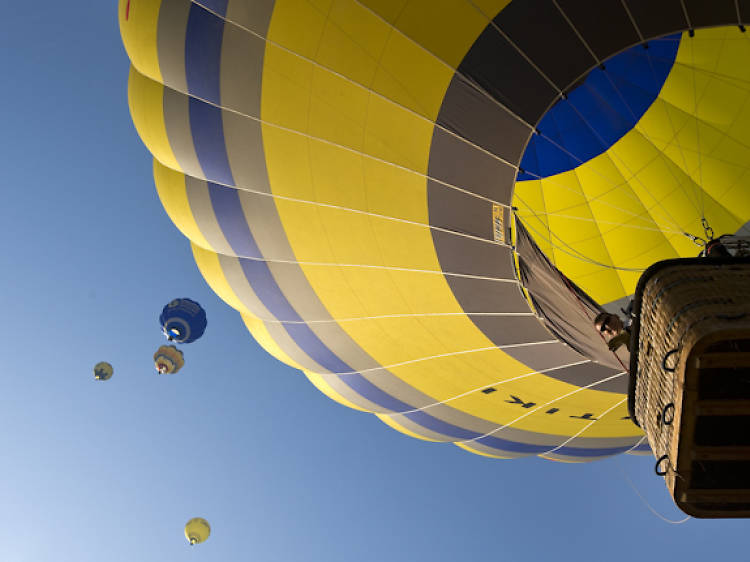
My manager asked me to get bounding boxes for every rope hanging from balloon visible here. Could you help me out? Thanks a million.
[616,464,692,525]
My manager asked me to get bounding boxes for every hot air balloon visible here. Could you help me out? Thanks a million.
[121,0,750,462]
[153,344,185,374]
[93,362,113,381]
[184,517,210,545]
[159,298,207,343]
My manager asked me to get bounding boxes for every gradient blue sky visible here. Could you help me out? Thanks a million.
[1,2,748,561]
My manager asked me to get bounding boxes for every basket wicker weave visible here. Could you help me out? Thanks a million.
[628,257,750,518]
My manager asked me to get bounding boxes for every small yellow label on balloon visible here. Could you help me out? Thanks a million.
[492,204,505,244]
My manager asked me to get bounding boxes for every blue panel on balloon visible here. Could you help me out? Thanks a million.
[517,34,681,181]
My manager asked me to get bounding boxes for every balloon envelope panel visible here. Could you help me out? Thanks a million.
[120,0,750,461]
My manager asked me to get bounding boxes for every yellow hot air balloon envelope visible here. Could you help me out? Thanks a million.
[93,362,113,381]
[184,517,210,545]
[120,0,750,461]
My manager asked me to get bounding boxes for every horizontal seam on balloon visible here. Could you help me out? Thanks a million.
[141,83,521,225]
[308,340,561,377]
[540,396,628,457]
[186,0,528,171]
[216,251,522,285]
[148,87,522,245]
[171,160,517,251]
[458,370,627,444]
[380,358,591,415]
[254,311,536,325]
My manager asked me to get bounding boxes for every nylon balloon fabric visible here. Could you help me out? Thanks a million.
[119,0,750,461]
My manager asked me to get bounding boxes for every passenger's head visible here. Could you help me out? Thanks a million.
[594,312,624,340]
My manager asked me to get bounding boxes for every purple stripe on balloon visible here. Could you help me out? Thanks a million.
[185,3,224,105]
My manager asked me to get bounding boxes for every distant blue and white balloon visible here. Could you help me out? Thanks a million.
[159,298,206,343]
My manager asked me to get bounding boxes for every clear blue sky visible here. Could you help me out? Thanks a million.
[1,3,748,561]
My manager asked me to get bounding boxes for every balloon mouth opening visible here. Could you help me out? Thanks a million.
[189,537,198,545]
[156,364,168,374]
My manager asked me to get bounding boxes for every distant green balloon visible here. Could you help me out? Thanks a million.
[93,362,113,381]
[184,517,210,545]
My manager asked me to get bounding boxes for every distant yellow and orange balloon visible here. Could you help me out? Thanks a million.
[154,345,184,374]
[120,0,750,461]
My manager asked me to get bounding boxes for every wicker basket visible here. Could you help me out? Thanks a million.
[628,257,750,518]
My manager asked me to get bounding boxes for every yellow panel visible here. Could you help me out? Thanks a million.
[513,179,555,259]
[153,160,211,249]
[307,67,370,153]
[712,33,750,83]
[573,173,668,275]
[265,0,328,60]
[127,66,180,171]
[362,155,429,223]
[277,137,429,223]
[609,144,698,231]
[370,29,453,120]
[362,91,435,170]
[315,0,392,87]
[319,208,439,269]
[262,42,437,172]
[715,170,750,222]
[390,0,493,68]
[260,44,315,137]
[119,0,163,82]
[537,170,624,299]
